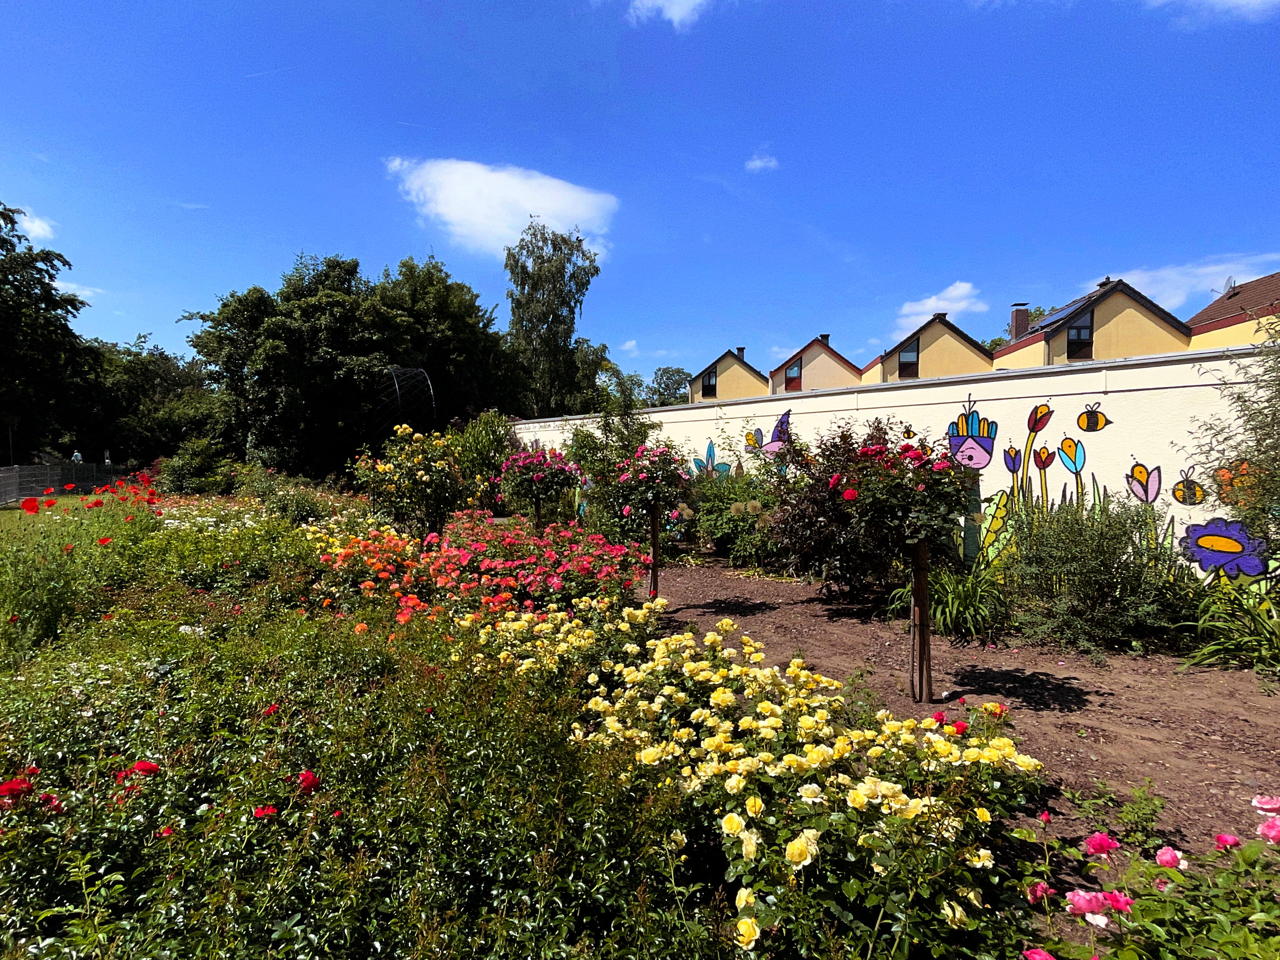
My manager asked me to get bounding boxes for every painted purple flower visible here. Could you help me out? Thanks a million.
[949,436,994,470]
[1126,463,1161,503]
[1003,446,1022,474]
[1180,518,1268,578]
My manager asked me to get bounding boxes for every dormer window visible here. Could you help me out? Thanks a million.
[1066,311,1094,361]
[898,338,920,379]
[784,359,802,392]
[701,368,717,398]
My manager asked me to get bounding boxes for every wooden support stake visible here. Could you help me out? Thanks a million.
[648,506,661,598]
[909,539,932,703]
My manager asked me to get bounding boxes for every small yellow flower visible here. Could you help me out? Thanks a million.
[974,807,992,823]
[967,848,995,869]
[784,828,821,870]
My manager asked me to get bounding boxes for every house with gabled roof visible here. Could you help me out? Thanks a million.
[994,277,1189,370]
[861,312,993,383]
[687,346,770,403]
[767,334,861,394]
[1186,270,1280,350]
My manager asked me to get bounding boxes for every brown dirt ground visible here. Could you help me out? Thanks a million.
[650,561,1278,842]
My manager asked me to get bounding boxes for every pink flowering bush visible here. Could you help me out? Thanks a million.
[498,448,582,528]
[1029,798,1280,958]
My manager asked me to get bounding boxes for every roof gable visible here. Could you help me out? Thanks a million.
[689,349,769,384]
[1185,270,1280,327]
[768,338,861,378]
[883,313,993,363]
[1006,278,1188,349]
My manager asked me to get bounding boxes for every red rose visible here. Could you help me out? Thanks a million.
[297,769,320,794]
[262,703,280,717]
[253,805,278,819]
[130,760,160,776]
[97,537,112,546]
[0,777,34,799]
[841,488,858,501]
[931,711,946,723]
[951,720,969,735]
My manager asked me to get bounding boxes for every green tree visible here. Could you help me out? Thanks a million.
[0,203,92,462]
[504,221,602,417]
[645,366,692,406]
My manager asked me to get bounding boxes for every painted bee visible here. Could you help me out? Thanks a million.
[1077,403,1112,432]
[1172,468,1206,506]
[902,427,917,439]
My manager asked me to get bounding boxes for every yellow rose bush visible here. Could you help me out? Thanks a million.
[353,424,468,535]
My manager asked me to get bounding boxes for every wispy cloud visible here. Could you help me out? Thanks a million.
[56,280,105,302]
[1095,253,1280,311]
[1146,0,1280,19]
[387,157,619,259]
[175,201,210,211]
[769,344,801,360]
[18,211,55,241]
[744,152,780,173]
[620,339,639,356]
[627,0,715,29]
[894,281,988,339]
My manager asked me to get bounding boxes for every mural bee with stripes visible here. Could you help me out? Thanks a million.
[1077,403,1112,432]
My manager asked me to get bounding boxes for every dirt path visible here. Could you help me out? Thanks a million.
[652,562,1278,840]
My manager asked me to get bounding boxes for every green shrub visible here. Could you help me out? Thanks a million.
[689,470,780,568]
[889,562,1009,640]
[1185,579,1280,675]
[352,425,467,535]
[1000,496,1203,654]
[456,410,519,512]
[157,437,238,495]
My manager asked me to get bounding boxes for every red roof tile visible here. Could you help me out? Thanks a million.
[1185,270,1280,327]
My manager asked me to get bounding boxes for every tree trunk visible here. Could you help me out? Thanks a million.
[648,506,661,598]
[533,494,542,531]
[908,540,932,703]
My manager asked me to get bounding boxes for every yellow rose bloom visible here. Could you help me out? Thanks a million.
[740,830,760,860]
[735,916,761,950]
[745,795,764,817]
[967,848,995,869]
[735,887,755,911]
[941,901,968,928]
[721,812,746,836]
[784,828,820,870]
[974,807,992,823]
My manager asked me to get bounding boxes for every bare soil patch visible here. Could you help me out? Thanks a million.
[652,561,1278,840]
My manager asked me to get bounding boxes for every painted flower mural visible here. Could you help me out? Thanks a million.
[1126,463,1161,504]
[1180,518,1268,579]
[947,401,997,470]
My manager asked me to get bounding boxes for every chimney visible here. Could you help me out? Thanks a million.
[931,312,947,322]
[1098,276,1112,288]
[819,333,830,345]
[1011,302,1029,340]
[736,346,745,359]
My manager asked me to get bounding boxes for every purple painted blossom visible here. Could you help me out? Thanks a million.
[1180,517,1267,578]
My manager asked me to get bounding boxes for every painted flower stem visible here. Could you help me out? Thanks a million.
[1021,431,1037,493]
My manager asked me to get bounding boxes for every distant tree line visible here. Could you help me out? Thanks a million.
[2,205,690,476]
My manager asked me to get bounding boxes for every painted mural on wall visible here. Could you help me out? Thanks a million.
[744,410,792,458]
[692,441,731,478]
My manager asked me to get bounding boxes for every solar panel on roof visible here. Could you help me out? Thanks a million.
[1039,301,1082,327]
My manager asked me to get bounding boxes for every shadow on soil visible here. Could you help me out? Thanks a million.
[665,596,783,619]
[949,666,1098,713]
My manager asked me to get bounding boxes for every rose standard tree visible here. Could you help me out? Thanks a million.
[498,448,582,529]
[613,444,690,597]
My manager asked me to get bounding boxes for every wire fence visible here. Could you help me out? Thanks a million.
[0,465,121,506]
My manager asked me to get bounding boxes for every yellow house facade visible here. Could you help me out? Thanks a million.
[862,313,993,383]
[688,347,769,403]
[994,279,1189,370]
[768,335,862,394]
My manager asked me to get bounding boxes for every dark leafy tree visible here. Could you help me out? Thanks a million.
[0,203,92,462]
[504,221,602,417]
[644,366,692,407]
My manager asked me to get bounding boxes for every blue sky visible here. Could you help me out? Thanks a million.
[4,0,1278,378]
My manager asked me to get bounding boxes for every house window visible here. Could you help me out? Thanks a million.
[784,360,802,392]
[1066,312,1093,361]
[898,338,920,379]
[701,368,717,398]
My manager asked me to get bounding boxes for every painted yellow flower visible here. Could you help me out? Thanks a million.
[735,916,761,950]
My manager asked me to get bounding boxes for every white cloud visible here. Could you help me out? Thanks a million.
[620,339,639,356]
[175,201,210,210]
[1147,0,1280,18]
[627,0,714,28]
[1095,253,1280,311]
[18,211,55,241]
[56,281,105,302]
[894,281,988,339]
[769,344,800,360]
[387,158,618,259]
[745,152,779,173]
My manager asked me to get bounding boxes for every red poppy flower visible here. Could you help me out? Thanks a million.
[253,805,278,818]
[297,769,320,794]
[43,487,54,495]
[97,537,113,545]
[43,499,57,507]
[20,498,39,515]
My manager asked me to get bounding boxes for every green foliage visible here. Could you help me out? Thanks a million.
[1000,496,1203,654]
[157,437,239,494]
[1064,778,1168,853]
[644,366,693,407]
[889,562,1009,640]
[769,419,971,596]
[455,410,519,511]
[1186,578,1280,675]
[688,471,780,568]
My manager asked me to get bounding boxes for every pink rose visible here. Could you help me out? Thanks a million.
[1103,890,1134,913]
[669,509,680,520]
[1082,832,1121,856]
[1259,817,1280,844]
[621,506,632,517]
[1253,795,1280,815]
[1026,881,1056,905]
[1065,890,1110,916]
[1022,951,1057,960]
[1215,833,1241,850]
[1154,846,1186,869]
